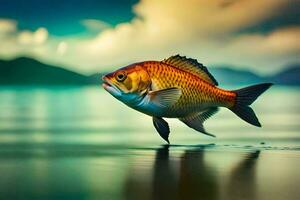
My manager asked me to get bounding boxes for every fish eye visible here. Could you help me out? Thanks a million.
[115,71,127,82]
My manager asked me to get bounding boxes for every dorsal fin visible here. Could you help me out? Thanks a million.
[162,55,218,86]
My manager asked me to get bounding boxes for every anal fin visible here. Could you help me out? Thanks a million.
[180,107,219,137]
[153,117,170,143]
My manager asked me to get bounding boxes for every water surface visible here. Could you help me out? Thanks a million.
[0,86,299,200]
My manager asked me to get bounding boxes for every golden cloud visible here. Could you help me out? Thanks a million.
[0,0,299,74]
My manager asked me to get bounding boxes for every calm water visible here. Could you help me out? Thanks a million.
[0,86,299,200]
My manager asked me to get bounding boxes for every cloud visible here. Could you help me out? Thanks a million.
[0,0,299,75]
[207,26,300,73]
[0,19,48,52]
[18,28,48,45]
[81,19,112,32]
[226,27,300,55]
[75,0,299,74]
[0,19,17,34]
[0,19,50,60]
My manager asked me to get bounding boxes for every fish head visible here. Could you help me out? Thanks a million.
[102,63,151,103]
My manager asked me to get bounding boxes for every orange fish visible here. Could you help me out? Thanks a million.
[102,55,272,143]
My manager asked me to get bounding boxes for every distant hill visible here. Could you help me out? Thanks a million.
[87,73,103,85]
[0,57,100,85]
[0,57,299,86]
[210,65,300,86]
[210,67,264,85]
[267,64,300,86]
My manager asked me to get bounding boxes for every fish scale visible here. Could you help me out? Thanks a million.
[143,61,235,117]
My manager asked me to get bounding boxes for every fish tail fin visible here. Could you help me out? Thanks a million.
[229,83,273,127]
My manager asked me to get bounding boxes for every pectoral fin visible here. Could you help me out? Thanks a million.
[180,107,219,137]
[149,87,182,108]
[153,117,170,143]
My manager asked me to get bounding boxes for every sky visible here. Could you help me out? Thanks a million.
[0,0,299,75]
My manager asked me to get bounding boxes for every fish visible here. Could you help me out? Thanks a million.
[102,55,272,143]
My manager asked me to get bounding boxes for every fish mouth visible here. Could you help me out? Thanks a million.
[101,75,113,88]
[101,76,110,87]
[101,75,122,96]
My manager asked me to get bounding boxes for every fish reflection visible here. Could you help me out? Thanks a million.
[124,146,260,200]
[152,145,178,200]
[177,147,218,200]
[226,151,260,200]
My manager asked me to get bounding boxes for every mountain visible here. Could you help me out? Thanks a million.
[0,57,299,86]
[88,73,103,84]
[267,64,300,86]
[210,67,264,86]
[0,57,100,85]
[210,65,300,86]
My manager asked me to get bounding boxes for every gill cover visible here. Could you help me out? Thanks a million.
[103,64,151,96]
